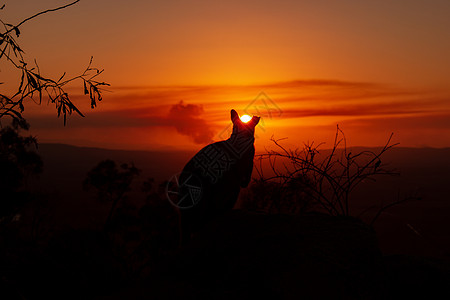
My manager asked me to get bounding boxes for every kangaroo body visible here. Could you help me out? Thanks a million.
[177,109,259,244]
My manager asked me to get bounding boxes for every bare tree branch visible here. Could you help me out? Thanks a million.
[250,126,402,219]
[0,0,108,126]
[5,1,80,35]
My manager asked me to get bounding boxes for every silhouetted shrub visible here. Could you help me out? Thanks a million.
[244,126,399,218]
[83,160,140,230]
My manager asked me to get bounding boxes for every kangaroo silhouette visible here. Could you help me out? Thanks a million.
[177,109,260,245]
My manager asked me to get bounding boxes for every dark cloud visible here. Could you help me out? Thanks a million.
[168,101,215,144]
[26,102,217,145]
[24,107,168,129]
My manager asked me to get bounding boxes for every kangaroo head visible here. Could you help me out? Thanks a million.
[230,109,260,138]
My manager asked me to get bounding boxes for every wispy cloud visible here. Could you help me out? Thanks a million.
[279,96,450,119]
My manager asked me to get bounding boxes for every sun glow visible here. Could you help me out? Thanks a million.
[240,114,252,123]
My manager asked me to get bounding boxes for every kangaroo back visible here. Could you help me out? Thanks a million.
[177,109,260,244]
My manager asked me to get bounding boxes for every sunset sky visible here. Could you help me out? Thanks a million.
[3,0,450,150]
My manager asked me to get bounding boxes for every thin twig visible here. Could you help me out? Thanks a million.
[5,0,80,35]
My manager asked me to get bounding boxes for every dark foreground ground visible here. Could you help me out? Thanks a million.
[4,210,447,299]
[103,210,450,300]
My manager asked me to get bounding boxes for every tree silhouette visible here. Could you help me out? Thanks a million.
[83,160,140,230]
[0,0,108,125]
[0,119,42,223]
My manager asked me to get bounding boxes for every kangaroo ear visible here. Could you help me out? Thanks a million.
[251,116,260,126]
[230,109,239,123]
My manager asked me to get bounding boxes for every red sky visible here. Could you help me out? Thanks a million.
[3,0,450,150]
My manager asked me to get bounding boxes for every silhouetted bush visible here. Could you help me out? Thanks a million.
[109,178,179,276]
[83,160,140,230]
[243,126,399,218]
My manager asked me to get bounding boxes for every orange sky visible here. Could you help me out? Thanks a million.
[3,1,450,150]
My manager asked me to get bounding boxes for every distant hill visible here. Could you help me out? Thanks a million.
[33,143,450,208]
[36,143,195,185]
[27,144,194,228]
[35,143,450,192]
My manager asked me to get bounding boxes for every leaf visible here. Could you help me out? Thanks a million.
[83,81,88,95]
[27,73,38,89]
[10,41,23,56]
[6,109,22,120]
[74,106,85,117]
[38,88,42,104]
[68,100,85,117]
[17,71,25,93]
[16,44,23,53]
[13,27,20,38]
[30,71,46,81]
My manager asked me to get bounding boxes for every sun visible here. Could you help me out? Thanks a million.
[240,114,252,123]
